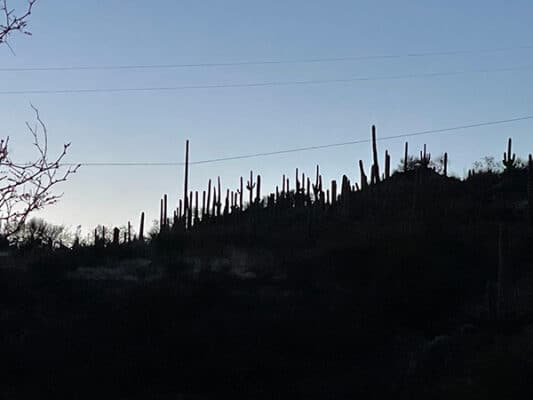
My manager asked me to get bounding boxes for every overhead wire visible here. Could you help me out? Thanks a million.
[2,64,533,95]
[1,44,533,72]
[63,115,533,167]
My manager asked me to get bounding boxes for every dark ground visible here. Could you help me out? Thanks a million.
[2,168,533,399]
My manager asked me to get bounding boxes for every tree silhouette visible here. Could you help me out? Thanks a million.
[0,106,79,236]
[1,1,78,237]
[0,0,36,46]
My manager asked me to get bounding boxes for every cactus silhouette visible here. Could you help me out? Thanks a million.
[371,125,380,184]
[247,171,256,207]
[503,137,517,170]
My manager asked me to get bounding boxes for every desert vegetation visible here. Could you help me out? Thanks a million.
[2,1,533,398]
[3,132,533,399]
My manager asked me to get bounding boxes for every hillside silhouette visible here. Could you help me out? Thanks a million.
[2,131,533,399]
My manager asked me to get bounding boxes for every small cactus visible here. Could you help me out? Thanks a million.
[420,144,431,168]
[246,171,256,206]
[331,180,337,205]
[359,160,368,190]
[503,138,517,170]
[112,227,120,245]
[312,165,322,203]
[527,154,533,226]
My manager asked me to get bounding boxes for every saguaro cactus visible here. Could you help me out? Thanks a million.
[224,189,230,216]
[256,174,261,204]
[312,165,322,202]
[359,160,368,190]
[527,154,533,226]
[331,180,337,205]
[206,179,212,217]
[212,189,217,217]
[183,140,189,222]
[384,150,391,180]
[247,171,256,206]
[503,138,516,170]
[139,212,145,241]
[113,227,120,245]
[238,177,244,210]
[202,190,206,219]
[164,194,168,228]
[371,125,380,184]
[420,144,431,168]
[404,142,409,172]
[188,191,193,228]
[194,191,199,223]
[160,198,164,229]
[443,152,448,177]
[341,175,350,197]
[217,177,222,216]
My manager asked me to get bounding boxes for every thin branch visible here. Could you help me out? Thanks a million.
[1,106,80,237]
[0,0,37,45]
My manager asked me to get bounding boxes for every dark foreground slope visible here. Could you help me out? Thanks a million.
[2,168,533,399]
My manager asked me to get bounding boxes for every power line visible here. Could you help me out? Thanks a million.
[2,45,533,72]
[2,64,533,96]
[64,115,533,167]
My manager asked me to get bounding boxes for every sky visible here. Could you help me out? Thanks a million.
[2,0,533,233]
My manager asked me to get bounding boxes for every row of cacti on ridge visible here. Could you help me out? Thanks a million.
[95,128,533,245]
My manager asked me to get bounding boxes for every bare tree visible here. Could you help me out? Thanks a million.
[0,0,36,45]
[14,217,71,249]
[1,105,80,236]
[1,1,78,238]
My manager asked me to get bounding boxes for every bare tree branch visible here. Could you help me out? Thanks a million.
[0,0,37,45]
[1,107,80,237]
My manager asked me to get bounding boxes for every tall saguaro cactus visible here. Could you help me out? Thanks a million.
[206,179,212,218]
[202,190,206,220]
[164,194,168,228]
[217,177,222,216]
[183,140,190,224]
[139,212,145,242]
[238,176,244,210]
[404,142,409,172]
[371,125,380,184]
[256,174,261,204]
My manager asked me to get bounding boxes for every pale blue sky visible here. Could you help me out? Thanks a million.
[2,0,533,231]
